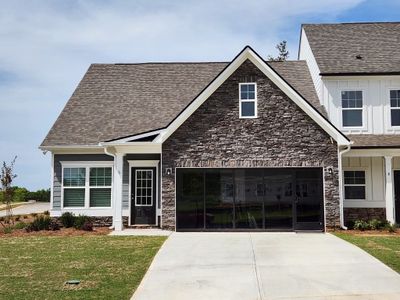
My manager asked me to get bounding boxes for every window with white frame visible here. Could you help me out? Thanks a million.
[239,83,257,118]
[344,170,366,200]
[341,91,363,127]
[390,90,400,126]
[62,164,112,208]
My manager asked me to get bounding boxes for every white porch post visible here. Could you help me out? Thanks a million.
[384,156,395,224]
[113,152,124,231]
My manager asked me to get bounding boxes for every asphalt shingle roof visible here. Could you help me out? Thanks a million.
[41,60,322,146]
[348,134,400,148]
[302,22,400,75]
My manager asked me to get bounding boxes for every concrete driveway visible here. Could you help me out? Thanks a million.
[132,232,400,300]
[0,202,50,217]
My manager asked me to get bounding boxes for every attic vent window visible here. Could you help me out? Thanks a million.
[356,55,363,60]
[239,83,257,118]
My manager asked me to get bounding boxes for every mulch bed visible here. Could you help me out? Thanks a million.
[0,227,111,238]
[329,229,400,236]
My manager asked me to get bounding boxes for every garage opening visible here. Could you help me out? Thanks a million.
[176,168,324,231]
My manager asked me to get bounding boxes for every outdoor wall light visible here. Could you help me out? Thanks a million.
[165,168,172,176]
[327,167,333,175]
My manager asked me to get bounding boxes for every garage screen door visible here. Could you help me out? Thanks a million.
[176,168,323,231]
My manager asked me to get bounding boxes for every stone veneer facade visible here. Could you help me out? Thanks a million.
[161,60,340,230]
[344,208,386,225]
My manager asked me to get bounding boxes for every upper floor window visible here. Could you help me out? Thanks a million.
[341,91,363,127]
[390,90,400,126]
[239,83,257,118]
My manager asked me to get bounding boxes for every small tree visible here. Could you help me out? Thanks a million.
[0,156,17,226]
[267,40,289,61]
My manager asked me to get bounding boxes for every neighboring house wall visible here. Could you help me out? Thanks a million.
[322,76,400,134]
[299,28,323,104]
[342,156,385,208]
[162,59,340,230]
[53,154,113,215]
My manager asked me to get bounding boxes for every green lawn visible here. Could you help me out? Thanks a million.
[334,232,400,273]
[0,235,167,300]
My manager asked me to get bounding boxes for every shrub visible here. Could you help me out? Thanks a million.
[60,212,75,228]
[74,215,91,230]
[353,220,370,231]
[31,213,37,218]
[43,210,50,216]
[384,222,397,233]
[26,215,51,232]
[368,219,385,230]
[3,227,12,234]
[14,216,20,222]
[13,222,27,230]
[81,221,93,231]
[49,220,60,231]
[23,215,28,219]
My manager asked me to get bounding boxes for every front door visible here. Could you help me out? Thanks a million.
[394,171,400,224]
[131,167,156,225]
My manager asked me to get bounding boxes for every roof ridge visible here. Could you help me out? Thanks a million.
[94,62,230,66]
[303,21,400,26]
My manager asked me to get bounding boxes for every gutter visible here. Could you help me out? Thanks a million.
[103,146,116,230]
[338,143,352,230]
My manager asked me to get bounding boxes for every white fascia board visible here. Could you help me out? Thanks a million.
[157,46,350,146]
[107,143,162,154]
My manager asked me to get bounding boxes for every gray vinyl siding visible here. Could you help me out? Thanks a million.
[122,154,161,210]
[53,154,113,210]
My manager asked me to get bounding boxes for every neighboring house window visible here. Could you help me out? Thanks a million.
[344,171,366,200]
[62,165,112,208]
[239,83,257,118]
[390,90,400,126]
[89,167,112,207]
[63,168,86,207]
[341,91,363,127]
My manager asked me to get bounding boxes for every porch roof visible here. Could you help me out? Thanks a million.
[348,134,400,149]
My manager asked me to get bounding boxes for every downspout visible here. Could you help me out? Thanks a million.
[338,144,352,230]
[103,145,116,230]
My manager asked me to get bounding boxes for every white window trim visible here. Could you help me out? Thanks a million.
[239,82,258,119]
[388,88,400,130]
[340,89,366,130]
[60,161,113,209]
[134,169,154,207]
[343,168,369,201]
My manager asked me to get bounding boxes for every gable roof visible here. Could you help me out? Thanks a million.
[156,47,349,145]
[41,47,348,147]
[302,22,400,75]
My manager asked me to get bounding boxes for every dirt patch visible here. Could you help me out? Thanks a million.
[0,227,110,238]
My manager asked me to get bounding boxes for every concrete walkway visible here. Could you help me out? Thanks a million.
[132,232,400,300]
[0,202,50,217]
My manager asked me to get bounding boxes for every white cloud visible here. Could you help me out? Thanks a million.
[0,0,363,189]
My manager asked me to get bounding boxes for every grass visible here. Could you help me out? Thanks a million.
[334,232,400,273]
[0,235,167,300]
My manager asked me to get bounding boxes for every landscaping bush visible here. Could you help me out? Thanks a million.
[26,215,51,232]
[13,222,27,230]
[353,220,370,231]
[43,210,50,216]
[74,215,91,230]
[384,222,397,233]
[3,227,12,234]
[60,212,75,228]
[368,219,387,230]
[81,221,94,231]
[49,220,60,231]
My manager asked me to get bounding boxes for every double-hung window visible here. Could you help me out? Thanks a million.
[62,163,112,208]
[390,90,400,127]
[341,91,363,127]
[344,170,366,200]
[239,83,257,118]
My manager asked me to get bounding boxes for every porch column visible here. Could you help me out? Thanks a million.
[113,152,124,231]
[384,156,395,224]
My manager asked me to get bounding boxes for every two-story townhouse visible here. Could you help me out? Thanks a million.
[299,22,400,226]
[40,22,398,232]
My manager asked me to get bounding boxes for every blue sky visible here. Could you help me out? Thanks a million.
[0,0,399,190]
